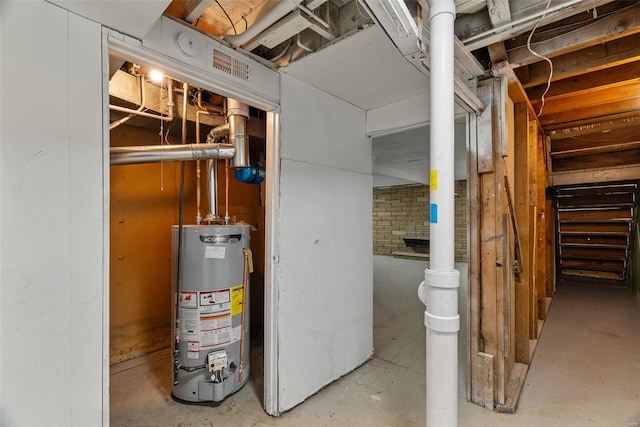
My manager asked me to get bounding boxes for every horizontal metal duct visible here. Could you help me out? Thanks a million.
[110,143,235,165]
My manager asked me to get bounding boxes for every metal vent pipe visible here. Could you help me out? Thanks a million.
[227,99,250,169]
[418,1,460,426]
[110,143,235,165]
[205,123,231,222]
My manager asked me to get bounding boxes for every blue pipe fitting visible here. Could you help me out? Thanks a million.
[234,161,265,184]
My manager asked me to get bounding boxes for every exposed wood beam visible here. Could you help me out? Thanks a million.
[534,81,640,115]
[486,0,510,27]
[487,42,508,63]
[553,150,640,172]
[515,33,640,87]
[551,164,640,186]
[546,111,640,134]
[552,126,639,148]
[459,0,617,51]
[507,3,640,68]
[526,61,640,101]
[551,141,640,159]
[455,0,486,15]
[539,90,640,126]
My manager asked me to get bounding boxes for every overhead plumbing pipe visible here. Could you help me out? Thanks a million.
[223,0,304,48]
[418,1,460,426]
[110,143,235,165]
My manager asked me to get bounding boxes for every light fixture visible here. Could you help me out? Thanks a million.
[149,69,164,83]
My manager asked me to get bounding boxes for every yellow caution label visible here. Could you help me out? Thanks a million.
[230,285,244,316]
[430,170,438,190]
[243,248,254,273]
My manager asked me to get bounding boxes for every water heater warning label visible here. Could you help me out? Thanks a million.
[230,285,244,316]
[200,290,229,306]
[205,246,226,259]
[179,288,242,352]
[179,292,197,309]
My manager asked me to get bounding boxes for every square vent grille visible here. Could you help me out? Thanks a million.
[212,48,250,81]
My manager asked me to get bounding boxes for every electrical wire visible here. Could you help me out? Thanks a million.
[215,0,237,35]
[354,0,368,19]
[526,0,554,117]
[270,37,293,62]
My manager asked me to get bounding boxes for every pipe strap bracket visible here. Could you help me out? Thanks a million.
[425,311,460,332]
[424,268,460,288]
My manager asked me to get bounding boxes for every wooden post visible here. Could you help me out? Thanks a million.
[546,192,556,296]
[528,119,539,340]
[536,130,548,320]
[468,112,482,403]
[514,103,531,364]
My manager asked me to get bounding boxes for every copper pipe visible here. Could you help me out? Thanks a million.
[239,248,250,383]
[225,159,230,224]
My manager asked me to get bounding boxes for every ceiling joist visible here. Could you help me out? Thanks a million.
[506,3,640,68]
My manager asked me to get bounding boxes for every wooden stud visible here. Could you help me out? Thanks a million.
[536,131,548,320]
[546,193,556,296]
[477,352,496,410]
[514,103,531,364]
[468,107,483,405]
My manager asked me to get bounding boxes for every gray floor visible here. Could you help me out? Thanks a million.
[111,255,640,426]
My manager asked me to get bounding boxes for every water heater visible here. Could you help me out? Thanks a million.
[171,224,251,402]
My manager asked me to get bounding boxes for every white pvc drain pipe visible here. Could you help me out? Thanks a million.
[418,0,460,426]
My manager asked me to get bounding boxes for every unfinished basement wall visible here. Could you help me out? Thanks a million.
[110,125,190,364]
[373,181,468,261]
[110,124,264,364]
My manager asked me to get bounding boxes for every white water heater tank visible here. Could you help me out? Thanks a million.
[171,224,251,402]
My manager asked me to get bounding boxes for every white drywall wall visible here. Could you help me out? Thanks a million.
[277,73,373,412]
[0,1,104,425]
[48,0,170,39]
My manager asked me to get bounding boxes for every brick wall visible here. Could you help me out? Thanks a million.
[373,181,468,261]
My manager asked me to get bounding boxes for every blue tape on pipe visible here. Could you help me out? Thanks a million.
[430,203,438,224]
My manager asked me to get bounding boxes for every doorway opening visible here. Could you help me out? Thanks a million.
[106,51,275,421]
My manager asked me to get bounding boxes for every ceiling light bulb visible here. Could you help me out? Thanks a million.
[149,70,164,83]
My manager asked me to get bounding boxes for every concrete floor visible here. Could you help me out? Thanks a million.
[111,255,640,426]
